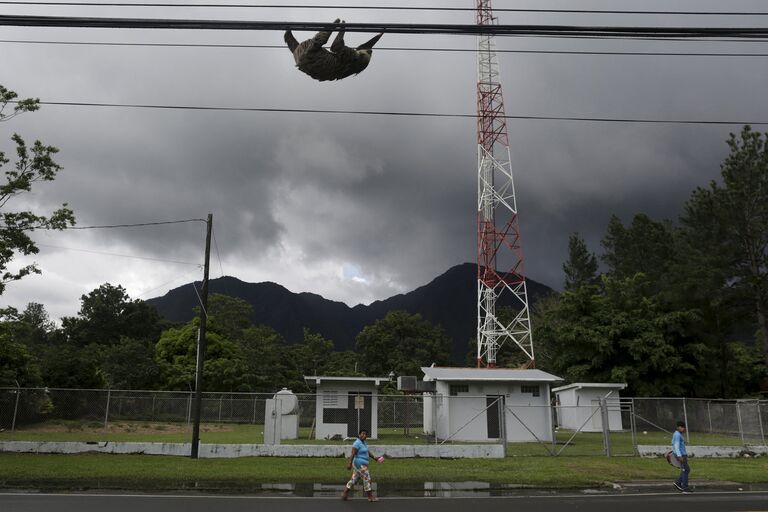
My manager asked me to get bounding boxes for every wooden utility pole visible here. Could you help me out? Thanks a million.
[191,213,213,459]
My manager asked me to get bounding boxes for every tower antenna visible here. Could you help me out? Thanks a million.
[476,0,534,368]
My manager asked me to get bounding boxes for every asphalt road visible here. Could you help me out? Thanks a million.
[1,491,767,512]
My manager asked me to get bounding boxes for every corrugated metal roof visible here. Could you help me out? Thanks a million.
[420,367,562,382]
[552,382,627,393]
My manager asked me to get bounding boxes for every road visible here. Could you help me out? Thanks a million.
[1,491,767,512]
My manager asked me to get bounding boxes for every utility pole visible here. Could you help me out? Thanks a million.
[475,0,534,368]
[190,213,213,459]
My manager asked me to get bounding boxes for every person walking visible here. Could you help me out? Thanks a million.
[342,429,384,502]
[672,421,692,493]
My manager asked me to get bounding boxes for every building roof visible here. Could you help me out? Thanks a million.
[303,376,390,388]
[420,367,562,383]
[552,382,627,393]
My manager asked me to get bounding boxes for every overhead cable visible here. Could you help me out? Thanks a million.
[2,15,768,38]
[1,2,768,16]
[26,100,768,126]
[36,243,202,266]
[3,38,768,57]
[62,218,208,229]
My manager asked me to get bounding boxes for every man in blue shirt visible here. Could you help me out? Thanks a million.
[672,421,691,493]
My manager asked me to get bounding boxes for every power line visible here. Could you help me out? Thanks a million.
[2,15,768,38]
[3,38,768,57]
[29,100,768,126]
[36,243,202,266]
[1,2,768,16]
[62,218,207,229]
[211,225,224,278]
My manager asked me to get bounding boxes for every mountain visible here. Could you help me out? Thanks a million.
[145,263,556,362]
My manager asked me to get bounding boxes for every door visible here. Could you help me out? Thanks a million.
[487,396,501,439]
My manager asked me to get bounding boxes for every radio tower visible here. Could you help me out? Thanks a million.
[476,0,534,368]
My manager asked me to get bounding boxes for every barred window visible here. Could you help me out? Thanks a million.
[449,384,469,396]
[520,384,540,397]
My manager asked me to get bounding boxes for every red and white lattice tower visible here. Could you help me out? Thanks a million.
[476,0,534,368]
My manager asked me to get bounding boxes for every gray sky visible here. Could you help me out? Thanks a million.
[2,0,767,322]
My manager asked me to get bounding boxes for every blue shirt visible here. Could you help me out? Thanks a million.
[672,430,687,457]
[352,438,369,466]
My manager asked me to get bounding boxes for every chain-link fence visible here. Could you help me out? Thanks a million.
[1,388,766,455]
[632,397,767,447]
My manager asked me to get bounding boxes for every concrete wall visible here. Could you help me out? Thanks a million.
[638,444,768,458]
[0,441,505,459]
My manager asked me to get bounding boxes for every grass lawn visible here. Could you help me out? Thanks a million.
[0,453,767,491]
[0,421,750,453]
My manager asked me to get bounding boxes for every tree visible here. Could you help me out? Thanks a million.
[239,324,297,392]
[681,126,768,365]
[355,310,451,377]
[291,328,334,378]
[155,320,251,391]
[0,309,43,387]
[0,85,75,295]
[62,283,164,347]
[601,213,675,284]
[206,293,254,341]
[534,274,706,396]
[563,232,599,290]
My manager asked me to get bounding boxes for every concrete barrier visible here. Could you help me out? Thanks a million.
[638,445,768,458]
[0,441,505,459]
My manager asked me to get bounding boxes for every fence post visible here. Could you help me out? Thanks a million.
[736,401,745,445]
[627,400,638,456]
[600,398,611,457]
[218,395,223,423]
[682,398,690,444]
[186,392,192,425]
[707,400,713,433]
[498,395,507,457]
[252,394,258,424]
[104,388,111,429]
[433,394,438,445]
[11,386,21,432]
[757,401,766,447]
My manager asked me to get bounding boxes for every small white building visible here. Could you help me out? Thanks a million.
[304,376,389,440]
[421,367,563,442]
[552,382,627,432]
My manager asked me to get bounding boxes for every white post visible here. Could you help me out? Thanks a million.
[104,388,111,429]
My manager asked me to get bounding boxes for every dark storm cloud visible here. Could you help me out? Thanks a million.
[1,1,767,319]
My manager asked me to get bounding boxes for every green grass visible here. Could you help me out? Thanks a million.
[0,453,767,491]
[0,421,752,452]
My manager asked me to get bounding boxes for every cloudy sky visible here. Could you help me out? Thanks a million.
[2,0,767,322]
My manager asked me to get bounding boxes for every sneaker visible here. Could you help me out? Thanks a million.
[681,489,692,494]
[673,482,684,492]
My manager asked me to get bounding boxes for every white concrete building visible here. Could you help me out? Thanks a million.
[304,376,389,440]
[421,367,563,442]
[552,382,627,432]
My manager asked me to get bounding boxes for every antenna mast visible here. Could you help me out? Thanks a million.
[476,0,534,368]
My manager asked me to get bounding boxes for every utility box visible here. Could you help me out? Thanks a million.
[552,383,627,432]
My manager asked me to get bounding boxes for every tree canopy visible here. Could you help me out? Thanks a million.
[0,84,75,295]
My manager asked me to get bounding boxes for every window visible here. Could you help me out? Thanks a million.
[322,391,341,408]
[449,384,469,396]
[521,384,540,397]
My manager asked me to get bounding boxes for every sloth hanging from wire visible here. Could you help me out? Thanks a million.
[285,19,384,81]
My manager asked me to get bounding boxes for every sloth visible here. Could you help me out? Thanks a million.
[285,19,383,82]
